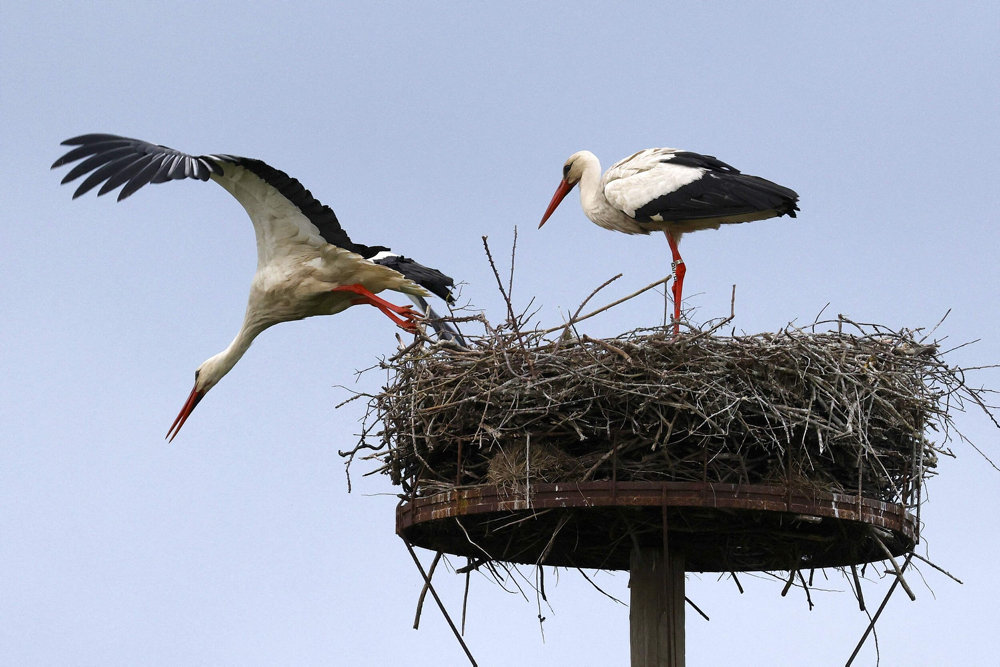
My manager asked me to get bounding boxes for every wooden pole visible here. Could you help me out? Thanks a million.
[629,545,685,666]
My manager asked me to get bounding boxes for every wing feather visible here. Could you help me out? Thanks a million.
[604,148,798,224]
[52,133,371,264]
[53,133,458,304]
[603,149,704,217]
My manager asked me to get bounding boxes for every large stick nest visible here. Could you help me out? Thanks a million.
[340,245,999,644]
[356,313,960,506]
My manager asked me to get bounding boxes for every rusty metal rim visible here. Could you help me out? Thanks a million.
[396,481,916,539]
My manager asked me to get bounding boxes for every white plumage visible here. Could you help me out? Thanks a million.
[53,133,459,440]
[539,147,799,334]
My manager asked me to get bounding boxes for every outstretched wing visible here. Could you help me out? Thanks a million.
[52,133,228,201]
[51,133,380,265]
[604,147,799,225]
[52,133,458,302]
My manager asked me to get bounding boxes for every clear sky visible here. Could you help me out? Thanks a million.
[3,2,999,665]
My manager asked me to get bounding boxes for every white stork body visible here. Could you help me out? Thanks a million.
[52,134,459,440]
[539,147,799,334]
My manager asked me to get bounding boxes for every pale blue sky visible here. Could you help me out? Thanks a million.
[3,2,999,665]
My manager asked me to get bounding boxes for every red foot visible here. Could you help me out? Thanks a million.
[666,232,686,338]
[332,284,420,333]
[671,259,686,337]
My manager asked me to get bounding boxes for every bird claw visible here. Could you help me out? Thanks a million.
[334,284,424,332]
[390,306,421,333]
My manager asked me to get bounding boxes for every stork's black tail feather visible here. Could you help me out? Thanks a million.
[408,295,467,347]
[372,253,465,345]
[372,254,455,304]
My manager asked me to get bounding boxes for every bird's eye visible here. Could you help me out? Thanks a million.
[562,163,571,177]
[194,369,200,381]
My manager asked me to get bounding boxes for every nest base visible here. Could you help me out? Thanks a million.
[397,481,916,572]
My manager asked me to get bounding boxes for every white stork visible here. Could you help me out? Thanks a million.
[539,148,799,334]
[52,133,460,441]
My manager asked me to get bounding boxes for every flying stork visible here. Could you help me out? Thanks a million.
[52,133,460,441]
[539,147,799,334]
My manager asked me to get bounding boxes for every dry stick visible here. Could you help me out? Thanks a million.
[575,568,626,605]
[507,226,518,307]
[455,558,488,575]
[535,567,547,642]
[403,540,478,667]
[538,274,672,336]
[845,553,914,667]
[553,273,623,351]
[781,569,797,596]
[919,308,951,344]
[462,560,472,635]
[582,334,633,362]
[851,564,866,611]
[536,514,571,566]
[910,552,964,584]
[482,235,535,376]
[413,550,443,629]
[730,571,745,595]
[798,570,814,611]
[570,274,623,321]
[871,533,916,601]
[685,597,711,622]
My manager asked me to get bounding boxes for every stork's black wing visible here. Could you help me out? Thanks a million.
[51,134,229,201]
[634,151,799,223]
[51,133,366,253]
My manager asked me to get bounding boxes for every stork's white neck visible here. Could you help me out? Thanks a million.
[571,150,649,235]
[574,153,626,232]
[196,306,274,393]
[574,152,602,215]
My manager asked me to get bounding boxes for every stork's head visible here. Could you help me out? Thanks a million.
[166,354,230,442]
[539,151,594,228]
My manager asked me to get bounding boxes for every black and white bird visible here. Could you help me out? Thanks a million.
[52,133,460,441]
[539,148,799,335]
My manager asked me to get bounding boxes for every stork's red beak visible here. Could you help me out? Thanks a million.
[166,385,204,442]
[539,179,574,228]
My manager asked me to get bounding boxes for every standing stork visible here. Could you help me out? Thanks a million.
[539,148,799,334]
[52,133,460,441]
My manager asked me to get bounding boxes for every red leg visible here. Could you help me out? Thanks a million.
[665,232,685,337]
[332,284,420,332]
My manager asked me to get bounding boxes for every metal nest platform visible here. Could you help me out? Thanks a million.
[396,481,916,572]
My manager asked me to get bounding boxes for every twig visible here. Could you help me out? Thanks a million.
[575,568,626,605]
[851,564,866,611]
[462,559,472,634]
[781,569,796,597]
[403,540,478,667]
[798,570,814,611]
[845,553,914,666]
[871,533,916,601]
[553,273,622,350]
[538,274,672,335]
[685,596,710,621]
[910,551,964,584]
[482,235,535,376]
[413,551,443,629]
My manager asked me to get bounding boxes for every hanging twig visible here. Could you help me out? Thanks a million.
[845,553,914,667]
[910,551,964,584]
[403,540,478,667]
[413,551,443,629]
[871,533,916,601]
[850,564,866,611]
[685,596,710,622]
[462,559,472,635]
